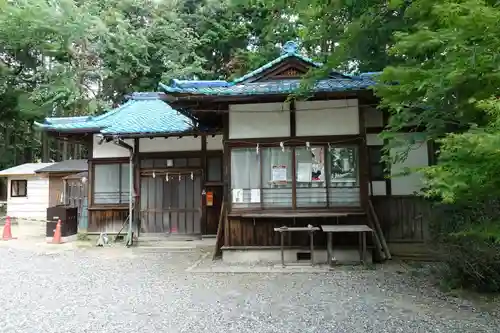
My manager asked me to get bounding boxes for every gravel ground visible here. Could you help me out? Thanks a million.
[0,246,498,333]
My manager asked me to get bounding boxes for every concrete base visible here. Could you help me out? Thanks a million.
[45,234,78,243]
[136,238,216,251]
[222,247,372,265]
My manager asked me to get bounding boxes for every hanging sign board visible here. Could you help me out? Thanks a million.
[250,189,261,203]
[232,189,244,203]
[271,165,287,183]
[206,191,214,206]
[297,162,312,182]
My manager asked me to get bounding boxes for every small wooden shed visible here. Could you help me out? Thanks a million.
[35,159,88,207]
[0,163,54,220]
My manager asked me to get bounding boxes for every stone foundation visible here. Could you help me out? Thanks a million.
[221,247,372,265]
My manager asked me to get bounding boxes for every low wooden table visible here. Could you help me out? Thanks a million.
[321,225,373,265]
[273,226,321,267]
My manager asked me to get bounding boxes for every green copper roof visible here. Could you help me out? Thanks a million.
[232,41,321,84]
[159,76,376,96]
[34,93,195,136]
[159,41,379,97]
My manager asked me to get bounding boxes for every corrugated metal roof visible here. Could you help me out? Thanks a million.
[0,163,55,176]
[34,95,195,135]
[35,159,88,174]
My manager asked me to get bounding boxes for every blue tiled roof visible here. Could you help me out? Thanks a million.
[159,40,381,96]
[34,93,195,135]
[171,79,230,88]
[159,76,377,96]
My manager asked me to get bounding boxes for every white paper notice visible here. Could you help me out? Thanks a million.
[297,162,312,182]
[232,189,244,203]
[250,189,261,203]
[271,165,287,182]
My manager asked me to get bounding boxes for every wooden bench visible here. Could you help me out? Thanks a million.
[273,226,321,267]
[321,224,373,265]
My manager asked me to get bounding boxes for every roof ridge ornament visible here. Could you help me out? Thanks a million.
[281,40,299,55]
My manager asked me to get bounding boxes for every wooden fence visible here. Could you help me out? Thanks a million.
[371,196,433,243]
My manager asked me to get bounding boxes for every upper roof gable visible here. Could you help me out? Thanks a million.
[232,41,322,84]
[158,41,382,97]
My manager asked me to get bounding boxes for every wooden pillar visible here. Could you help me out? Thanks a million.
[133,138,141,236]
[86,136,94,233]
[73,142,79,159]
[358,100,369,210]
[382,110,392,196]
[201,135,207,235]
[222,112,230,246]
[290,99,297,209]
[222,112,230,212]
[62,140,68,160]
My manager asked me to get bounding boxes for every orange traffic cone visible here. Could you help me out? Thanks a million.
[51,219,62,244]
[2,216,16,241]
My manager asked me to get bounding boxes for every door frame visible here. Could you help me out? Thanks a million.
[139,168,203,235]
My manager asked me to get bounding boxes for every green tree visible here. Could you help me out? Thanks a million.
[181,0,303,80]
[376,0,500,291]
[0,0,203,163]
[376,0,500,149]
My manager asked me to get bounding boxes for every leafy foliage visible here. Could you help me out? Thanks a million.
[430,200,500,292]
[0,0,203,116]
[378,0,500,292]
[376,0,500,145]
[0,0,206,166]
[187,0,302,79]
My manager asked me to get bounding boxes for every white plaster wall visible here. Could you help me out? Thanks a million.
[207,135,223,150]
[7,175,49,220]
[229,103,290,139]
[366,133,385,195]
[295,99,359,136]
[366,133,383,146]
[370,181,386,196]
[92,135,133,158]
[139,137,201,152]
[390,134,429,195]
[366,132,429,195]
[363,106,384,128]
